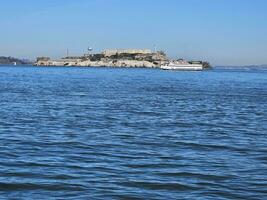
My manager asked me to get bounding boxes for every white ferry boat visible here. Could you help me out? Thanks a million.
[160,60,203,71]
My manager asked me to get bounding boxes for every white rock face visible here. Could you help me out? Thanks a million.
[76,60,157,68]
[36,59,162,68]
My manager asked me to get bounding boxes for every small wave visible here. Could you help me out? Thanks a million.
[0,182,86,191]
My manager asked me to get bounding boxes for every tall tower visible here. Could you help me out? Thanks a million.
[88,47,93,54]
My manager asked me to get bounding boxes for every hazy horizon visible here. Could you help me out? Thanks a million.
[1,0,267,66]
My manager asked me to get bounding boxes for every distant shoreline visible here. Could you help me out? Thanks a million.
[0,56,33,65]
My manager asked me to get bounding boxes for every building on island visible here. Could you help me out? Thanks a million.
[102,49,152,57]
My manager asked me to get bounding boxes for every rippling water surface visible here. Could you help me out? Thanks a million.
[0,66,266,199]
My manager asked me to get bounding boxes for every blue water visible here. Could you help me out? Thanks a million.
[0,66,266,199]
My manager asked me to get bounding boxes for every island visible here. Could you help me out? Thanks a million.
[35,49,211,70]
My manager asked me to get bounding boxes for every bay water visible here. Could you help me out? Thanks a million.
[0,66,266,199]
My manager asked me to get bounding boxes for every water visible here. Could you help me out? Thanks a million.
[0,66,266,199]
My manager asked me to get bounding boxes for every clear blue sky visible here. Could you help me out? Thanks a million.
[0,0,267,65]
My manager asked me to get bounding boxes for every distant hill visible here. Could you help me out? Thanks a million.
[0,56,32,65]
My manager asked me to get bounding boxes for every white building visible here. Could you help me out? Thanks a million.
[102,49,152,57]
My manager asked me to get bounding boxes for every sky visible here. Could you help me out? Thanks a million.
[0,0,267,65]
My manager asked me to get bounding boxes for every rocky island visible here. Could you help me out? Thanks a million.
[35,49,211,69]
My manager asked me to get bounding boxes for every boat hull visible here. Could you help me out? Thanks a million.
[160,64,203,71]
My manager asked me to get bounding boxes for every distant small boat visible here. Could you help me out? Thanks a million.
[160,61,203,71]
[13,62,17,66]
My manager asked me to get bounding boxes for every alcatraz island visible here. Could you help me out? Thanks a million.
[35,48,211,70]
